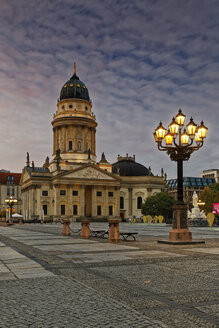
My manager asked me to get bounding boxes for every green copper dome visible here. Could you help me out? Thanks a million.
[60,65,90,102]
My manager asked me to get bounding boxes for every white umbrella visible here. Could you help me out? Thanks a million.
[12,213,23,218]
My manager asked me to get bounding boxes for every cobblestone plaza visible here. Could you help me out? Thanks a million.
[0,223,218,327]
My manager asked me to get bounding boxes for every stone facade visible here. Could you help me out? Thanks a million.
[20,65,165,221]
[0,172,22,215]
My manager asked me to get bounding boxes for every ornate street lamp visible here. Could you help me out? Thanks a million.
[154,109,208,242]
[5,196,18,225]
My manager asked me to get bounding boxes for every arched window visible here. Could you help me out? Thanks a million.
[137,196,142,209]
[120,196,124,209]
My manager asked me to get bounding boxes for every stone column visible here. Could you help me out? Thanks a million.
[54,128,58,153]
[67,184,72,216]
[61,219,71,236]
[115,187,120,217]
[21,190,24,219]
[27,188,29,219]
[93,129,96,154]
[80,185,85,217]
[108,219,120,242]
[37,187,41,217]
[53,185,60,218]
[53,128,55,155]
[128,188,133,216]
[80,219,90,239]
[32,188,35,216]
[91,186,97,217]
[65,125,68,151]
[103,186,108,216]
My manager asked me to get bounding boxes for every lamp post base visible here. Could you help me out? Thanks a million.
[169,203,192,242]
[169,229,192,242]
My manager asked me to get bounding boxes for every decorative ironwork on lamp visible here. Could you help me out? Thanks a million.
[153,108,208,242]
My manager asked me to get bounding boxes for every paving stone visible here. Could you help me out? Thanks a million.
[185,247,219,255]
[0,224,218,327]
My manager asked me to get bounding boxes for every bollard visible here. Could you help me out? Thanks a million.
[108,219,120,242]
[61,219,71,236]
[80,219,90,239]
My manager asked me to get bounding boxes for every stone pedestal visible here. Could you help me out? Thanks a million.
[169,204,192,242]
[80,219,90,239]
[61,219,71,236]
[108,219,120,242]
[0,221,7,227]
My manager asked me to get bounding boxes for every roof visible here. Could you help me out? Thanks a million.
[112,156,151,177]
[202,169,219,172]
[60,72,90,102]
[26,166,50,176]
[0,172,21,185]
[168,177,215,189]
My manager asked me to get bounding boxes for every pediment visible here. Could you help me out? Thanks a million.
[20,168,30,185]
[61,166,117,181]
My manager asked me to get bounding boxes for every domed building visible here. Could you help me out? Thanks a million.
[20,65,165,221]
[111,155,164,220]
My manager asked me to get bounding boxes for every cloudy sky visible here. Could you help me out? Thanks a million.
[0,0,218,178]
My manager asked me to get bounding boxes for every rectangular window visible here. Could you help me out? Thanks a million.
[97,205,102,216]
[120,197,124,209]
[97,191,102,197]
[61,205,65,215]
[73,205,78,215]
[7,186,10,197]
[69,141,72,150]
[12,186,15,196]
[72,190,78,196]
[108,192,114,197]
[42,190,48,196]
[60,190,66,196]
[43,205,47,215]
[109,205,113,216]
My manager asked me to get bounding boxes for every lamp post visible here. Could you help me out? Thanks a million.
[5,196,18,225]
[154,109,208,242]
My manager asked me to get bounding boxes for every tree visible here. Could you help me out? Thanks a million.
[210,183,219,192]
[199,186,219,214]
[141,192,176,221]
[0,210,6,218]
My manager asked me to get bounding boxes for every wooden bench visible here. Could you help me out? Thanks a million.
[91,230,108,238]
[120,232,138,241]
